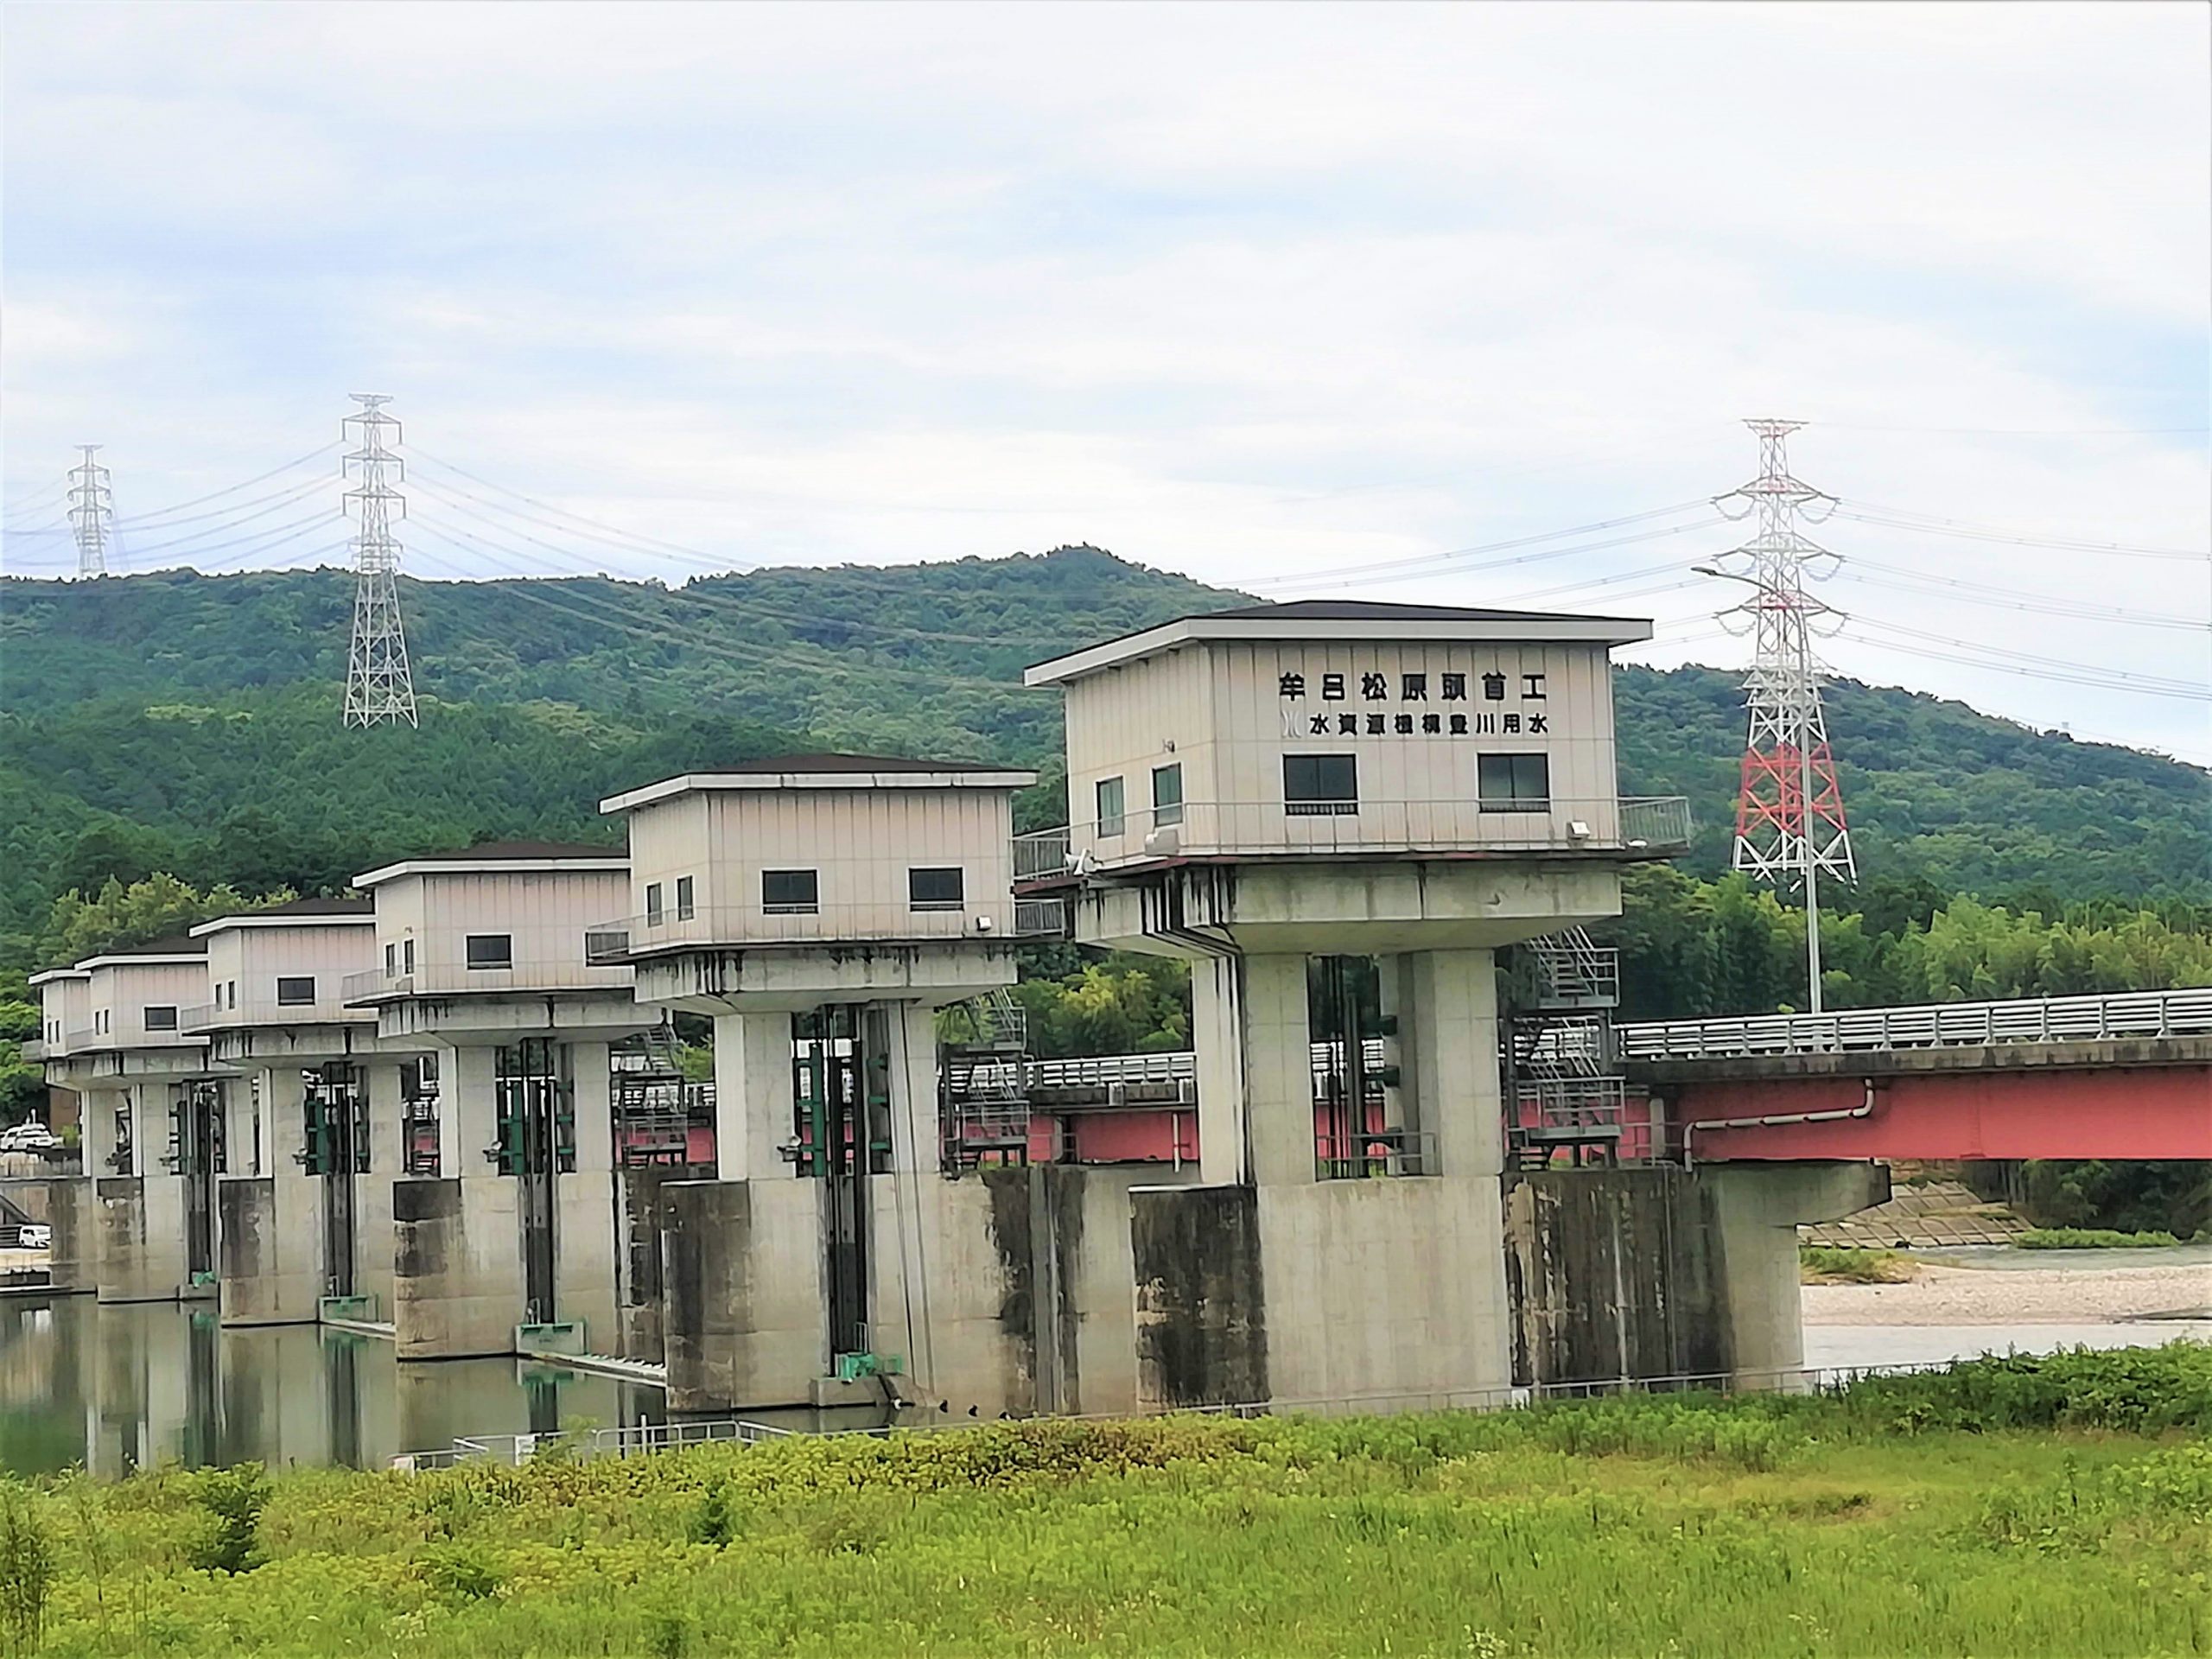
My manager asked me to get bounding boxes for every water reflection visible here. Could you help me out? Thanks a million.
[0,1295,670,1477]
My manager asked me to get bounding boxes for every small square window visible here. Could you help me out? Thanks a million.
[1284,753,1359,816]
[1096,775,1126,836]
[466,933,514,969]
[909,867,965,911]
[675,875,696,920]
[143,1005,179,1032]
[1152,764,1184,829]
[645,881,665,925]
[276,976,316,1007]
[762,869,819,914]
[1478,753,1551,812]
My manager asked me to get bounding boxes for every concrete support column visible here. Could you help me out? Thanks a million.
[557,1040,619,1344]
[1404,948,1504,1179]
[569,1041,614,1173]
[357,1060,407,1315]
[82,1087,127,1178]
[221,1077,259,1177]
[1191,957,1249,1185]
[257,1066,307,1176]
[710,1011,795,1183]
[1243,953,1317,1189]
[440,1045,499,1179]
[883,1001,940,1174]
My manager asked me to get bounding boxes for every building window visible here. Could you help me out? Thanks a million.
[676,875,696,920]
[1152,764,1184,829]
[645,882,665,925]
[909,867,965,911]
[1284,753,1359,816]
[466,933,514,969]
[385,942,397,976]
[762,869,819,915]
[276,976,315,1007]
[403,938,416,976]
[143,1005,179,1032]
[1096,775,1126,836]
[1478,753,1552,812]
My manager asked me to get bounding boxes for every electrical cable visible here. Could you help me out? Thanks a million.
[112,442,344,524]
[1243,501,1716,589]
[113,473,333,531]
[1840,618,2209,699]
[1833,569,2209,632]
[408,447,759,573]
[1831,500,2209,563]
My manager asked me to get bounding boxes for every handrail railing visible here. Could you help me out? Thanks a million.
[587,899,1054,963]
[1617,988,2212,1061]
[1015,795,1689,877]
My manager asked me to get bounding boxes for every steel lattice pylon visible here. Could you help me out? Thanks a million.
[340,394,419,728]
[67,444,113,577]
[1712,419,1855,1011]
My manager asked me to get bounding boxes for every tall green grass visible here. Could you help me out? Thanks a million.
[1,1344,2207,1656]
[2015,1227,2188,1249]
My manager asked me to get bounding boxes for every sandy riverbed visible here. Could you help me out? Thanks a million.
[1804,1259,2212,1326]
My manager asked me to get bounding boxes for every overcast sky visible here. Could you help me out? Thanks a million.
[3,2,2207,761]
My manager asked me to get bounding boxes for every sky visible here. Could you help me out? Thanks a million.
[3,2,2208,761]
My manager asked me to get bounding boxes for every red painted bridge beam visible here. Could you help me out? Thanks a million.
[1668,1066,2212,1162]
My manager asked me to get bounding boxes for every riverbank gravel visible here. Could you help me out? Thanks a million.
[1804,1260,2212,1325]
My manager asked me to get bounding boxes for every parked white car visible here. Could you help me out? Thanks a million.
[0,1123,60,1153]
[16,1224,50,1250]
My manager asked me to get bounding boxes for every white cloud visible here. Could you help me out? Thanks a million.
[2,0,2205,758]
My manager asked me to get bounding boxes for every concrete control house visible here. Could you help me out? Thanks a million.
[594,754,1043,1413]
[1021,599,1692,1408]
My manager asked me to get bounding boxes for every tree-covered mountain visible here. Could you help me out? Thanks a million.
[2,546,2205,963]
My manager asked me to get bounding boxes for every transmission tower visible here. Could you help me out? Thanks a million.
[1708,419,1855,1014]
[67,445,113,576]
[340,394,418,728]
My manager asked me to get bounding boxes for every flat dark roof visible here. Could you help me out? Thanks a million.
[245,896,376,917]
[696,752,999,774]
[92,935,207,958]
[403,839,626,861]
[1201,599,1644,625]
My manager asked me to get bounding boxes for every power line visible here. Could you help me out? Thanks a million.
[1834,564,2209,632]
[116,442,344,525]
[1842,616,2209,699]
[1244,501,1715,590]
[112,472,333,532]
[1832,500,2209,563]
[407,447,759,574]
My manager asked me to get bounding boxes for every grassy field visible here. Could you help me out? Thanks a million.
[1,1345,2208,1657]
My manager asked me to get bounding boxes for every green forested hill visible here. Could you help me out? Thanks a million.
[2,547,2205,958]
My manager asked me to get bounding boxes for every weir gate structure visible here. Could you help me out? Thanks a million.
[47,598,2198,1415]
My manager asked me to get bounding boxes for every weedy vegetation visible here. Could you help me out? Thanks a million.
[1798,1246,1917,1284]
[0,1344,2203,1656]
[2015,1227,2190,1250]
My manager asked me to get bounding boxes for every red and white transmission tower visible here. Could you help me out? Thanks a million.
[1706,419,1855,1014]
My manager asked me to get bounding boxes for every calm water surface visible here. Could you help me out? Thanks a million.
[0,1295,670,1477]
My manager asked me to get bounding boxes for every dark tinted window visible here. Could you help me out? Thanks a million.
[675,875,696,919]
[1152,764,1184,827]
[1478,753,1551,810]
[762,869,819,913]
[1095,775,1126,836]
[909,867,965,910]
[465,934,514,969]
[143,1005,179,1032]
[276,976,316,1006]
[1283,753,1359,815]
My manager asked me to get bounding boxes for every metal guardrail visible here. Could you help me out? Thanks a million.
[1617,988,2212,1061]
[1014,795,1692,879]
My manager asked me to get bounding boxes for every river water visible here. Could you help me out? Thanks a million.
[3,1265,2206,1477]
